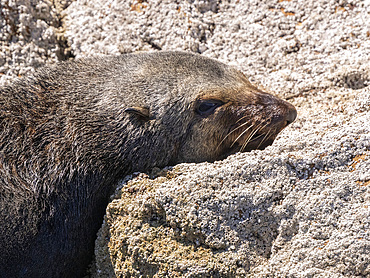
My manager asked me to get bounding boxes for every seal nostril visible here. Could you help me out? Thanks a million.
[286,106,297,125]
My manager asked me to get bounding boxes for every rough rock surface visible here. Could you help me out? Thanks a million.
[1,0,369,277]
[0,0,73,86]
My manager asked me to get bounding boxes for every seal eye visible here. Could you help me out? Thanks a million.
[196,100,224,116]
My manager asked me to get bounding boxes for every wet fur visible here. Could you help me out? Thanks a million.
[0,51,295,277]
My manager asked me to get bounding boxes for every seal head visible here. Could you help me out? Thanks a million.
[117,52,297,164]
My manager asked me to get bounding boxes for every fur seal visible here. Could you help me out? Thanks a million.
[0,51,296,277]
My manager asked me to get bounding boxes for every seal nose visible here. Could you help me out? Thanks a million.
[286,104,297,126]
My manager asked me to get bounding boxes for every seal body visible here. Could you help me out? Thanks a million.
[0,51,296,277]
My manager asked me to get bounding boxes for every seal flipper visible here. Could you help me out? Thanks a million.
[124,107,150,121]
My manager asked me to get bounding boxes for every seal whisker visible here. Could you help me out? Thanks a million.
[246,121,271,151]
[240,119,270,152]
[257,128,271,149]
[217,120,252,150]
[230,124,254,148]
[250,133,264,142]
[234,114,250,125]
[240,124,262,152]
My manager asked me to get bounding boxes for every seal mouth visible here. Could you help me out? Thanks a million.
[215,100,297,159]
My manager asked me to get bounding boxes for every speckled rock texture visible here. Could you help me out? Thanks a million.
[66,0,370,277]
[1,0,369,277]
[0,0,73,86]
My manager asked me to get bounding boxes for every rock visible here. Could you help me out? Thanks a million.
[0,0,74,86]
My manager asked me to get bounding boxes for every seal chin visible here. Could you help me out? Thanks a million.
[242,134,275,151]
[219,133,275,160]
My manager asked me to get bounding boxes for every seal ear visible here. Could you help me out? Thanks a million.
[124,106,150,121]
